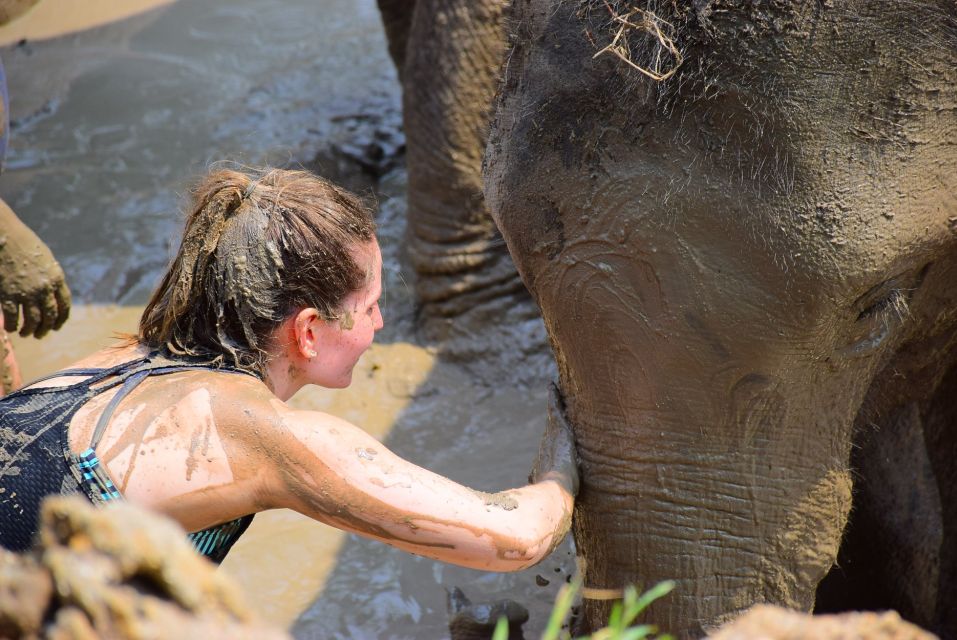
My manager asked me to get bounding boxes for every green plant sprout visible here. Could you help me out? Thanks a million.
[492,579,675,640]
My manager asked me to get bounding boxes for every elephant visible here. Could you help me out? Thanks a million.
[375,0,551,378]
[480,1,957,638]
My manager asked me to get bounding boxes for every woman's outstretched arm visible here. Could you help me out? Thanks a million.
[264,386,577,572]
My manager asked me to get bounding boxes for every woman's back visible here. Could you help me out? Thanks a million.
[0,343,275,559]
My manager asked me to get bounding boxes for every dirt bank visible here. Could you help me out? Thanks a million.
[0,0,174,45]
[0,495,289,639]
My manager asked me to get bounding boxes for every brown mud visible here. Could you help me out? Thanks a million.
[0,323,17,392]
[707,605,937,640]
[0,495,290,639]
[2,1,571,636]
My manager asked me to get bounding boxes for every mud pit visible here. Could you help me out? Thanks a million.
[1,1,572,637]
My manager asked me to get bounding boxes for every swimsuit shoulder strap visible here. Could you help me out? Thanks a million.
[21,358,149,390]
[88,353,261,450]
[89,368,152,450]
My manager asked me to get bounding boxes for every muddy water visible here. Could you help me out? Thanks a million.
[2,1,571,637]
[1,0,400,303]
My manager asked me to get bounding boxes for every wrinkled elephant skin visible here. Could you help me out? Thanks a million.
[486,2,957,637]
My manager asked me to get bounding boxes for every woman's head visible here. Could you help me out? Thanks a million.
[139,166,377,376]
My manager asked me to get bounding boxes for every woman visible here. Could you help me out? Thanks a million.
[0,167,577,570]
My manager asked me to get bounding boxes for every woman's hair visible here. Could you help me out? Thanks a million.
[139,166,376,375]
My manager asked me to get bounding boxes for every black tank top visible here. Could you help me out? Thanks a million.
[0,352,258,562]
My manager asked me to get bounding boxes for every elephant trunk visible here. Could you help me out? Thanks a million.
[570,409,853,638]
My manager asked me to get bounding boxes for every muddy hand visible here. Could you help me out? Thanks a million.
[530,382,579,497]
[0,198,71,338]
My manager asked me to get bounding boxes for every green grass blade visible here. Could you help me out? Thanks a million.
[542,579,581,640]
[618,624,656,640]
[632,580,675,615]
[492,615,509,640]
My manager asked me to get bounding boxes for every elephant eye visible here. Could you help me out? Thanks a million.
[854,265,928,323]
[839,264,929,357]
[855,287,909,324]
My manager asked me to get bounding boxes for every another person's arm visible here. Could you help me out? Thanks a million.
[0,197,71,337]
[0,57,71,338]
[267,385,577,572]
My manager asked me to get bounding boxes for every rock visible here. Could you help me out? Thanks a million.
[447,586,529,640]
[0,551,52,637]
[0,496,289,639]
[708,604,938,640]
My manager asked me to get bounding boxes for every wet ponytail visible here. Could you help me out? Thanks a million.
[139,167,376,375]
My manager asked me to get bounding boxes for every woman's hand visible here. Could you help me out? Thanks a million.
[529,382,579,497]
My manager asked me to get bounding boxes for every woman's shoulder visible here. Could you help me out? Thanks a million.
[192,370,302,442]
[22,341,148,390]
[202,368,276,407]
[155,362,276,410]
[64,341,149,371]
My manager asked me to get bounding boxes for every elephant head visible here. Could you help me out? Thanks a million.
[486,1,957,636]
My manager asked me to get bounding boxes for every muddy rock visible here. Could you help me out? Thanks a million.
[447,586,528,640]
[0,496,289,640]
[708,605,937,640]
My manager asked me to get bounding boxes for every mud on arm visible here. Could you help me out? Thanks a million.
[0,198,71,337]
[265,405,575,573]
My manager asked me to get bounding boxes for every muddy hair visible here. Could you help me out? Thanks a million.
[139,167,376,376]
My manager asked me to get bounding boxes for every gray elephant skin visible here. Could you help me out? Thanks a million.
[479,1,957,638]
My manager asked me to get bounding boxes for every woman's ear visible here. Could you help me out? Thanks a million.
[293,307,322,359]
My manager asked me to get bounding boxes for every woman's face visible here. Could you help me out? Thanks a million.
[309,240,384,388]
